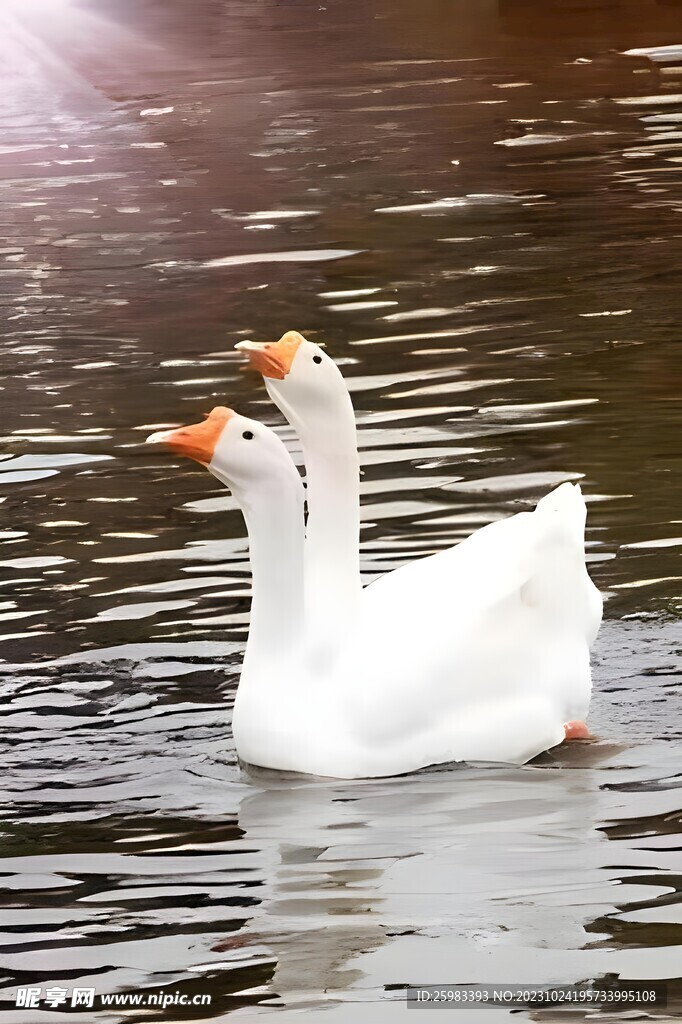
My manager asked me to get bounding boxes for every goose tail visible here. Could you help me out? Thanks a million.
[533,481,602,641]
[534,481,586,541]
[536,480,585,514]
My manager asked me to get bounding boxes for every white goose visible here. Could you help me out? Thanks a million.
[237,333,602,753]
[147,331,602,778]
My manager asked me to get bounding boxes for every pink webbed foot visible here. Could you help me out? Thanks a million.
[563,720,591,741]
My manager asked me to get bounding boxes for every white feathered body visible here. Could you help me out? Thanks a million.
[234,482,603,778]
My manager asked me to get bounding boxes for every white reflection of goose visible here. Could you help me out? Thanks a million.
[233,755,674,1012]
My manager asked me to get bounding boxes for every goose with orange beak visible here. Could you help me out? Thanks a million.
[149,407,317,771]
[235,332,602,763]
[148,378,600,773]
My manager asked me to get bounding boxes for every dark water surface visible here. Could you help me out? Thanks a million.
[0,0,681,1020]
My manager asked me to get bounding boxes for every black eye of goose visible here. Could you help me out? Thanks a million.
[242,430,254,440]
[313,355,322,364]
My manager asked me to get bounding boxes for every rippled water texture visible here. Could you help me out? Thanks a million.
[0,0,681,1020]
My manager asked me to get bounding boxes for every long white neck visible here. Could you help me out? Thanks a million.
[267,380,361,650]
[214,465,305,678]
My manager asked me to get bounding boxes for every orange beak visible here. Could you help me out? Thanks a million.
[146,406,234,466]
[235,331,304,380]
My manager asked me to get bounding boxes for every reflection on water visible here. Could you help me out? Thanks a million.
[0,0,680,1018]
